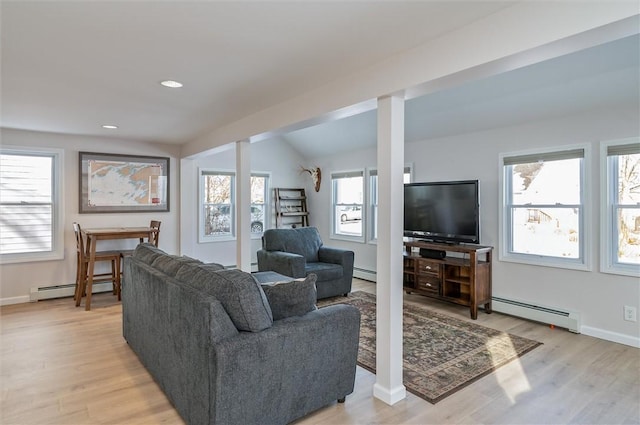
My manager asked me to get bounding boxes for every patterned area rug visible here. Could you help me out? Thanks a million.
[318,291,542,404]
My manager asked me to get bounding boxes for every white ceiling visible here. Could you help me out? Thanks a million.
[280,34,640,159]
[2,2,637,158]
[1,0,513,145]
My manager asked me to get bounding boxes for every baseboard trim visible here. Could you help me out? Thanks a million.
[581,325,640,348]
[0,295,31,306]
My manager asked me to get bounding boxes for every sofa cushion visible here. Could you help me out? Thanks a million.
[176,266,273,332]
[133,243,166,265]
[252,270,293,284]
[151,254,204,277]
[263,227,322,262]
[260,274,317,321]
[305,262,344,282]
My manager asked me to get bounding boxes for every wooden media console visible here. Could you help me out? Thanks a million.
[403,239,493,320]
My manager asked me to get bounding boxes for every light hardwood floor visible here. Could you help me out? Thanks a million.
[1,279,638,425]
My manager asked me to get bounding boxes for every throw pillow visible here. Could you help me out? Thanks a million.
[261,274,318,321]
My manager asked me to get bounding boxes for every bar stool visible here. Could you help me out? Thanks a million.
[118,220,161,299]
[73,222,121,307]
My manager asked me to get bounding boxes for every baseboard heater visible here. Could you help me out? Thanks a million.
[492,296,581,333]
[353,267,376,282]
[30,282,114,302]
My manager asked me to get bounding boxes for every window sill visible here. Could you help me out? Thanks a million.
[499,252,591,272]
[330,234,365,244]
[1,250,64,265]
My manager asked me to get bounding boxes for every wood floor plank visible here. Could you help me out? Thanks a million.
[1,279,638,425]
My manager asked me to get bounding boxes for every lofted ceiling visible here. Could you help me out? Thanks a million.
[2,2,637,159]
[1,0,512,145]
[280,34,640,159]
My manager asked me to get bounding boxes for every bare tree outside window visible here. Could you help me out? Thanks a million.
[616,153,640,264]
[203,174,233,236]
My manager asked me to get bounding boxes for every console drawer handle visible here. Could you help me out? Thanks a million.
[426,283,432,287]
[425,265,432,270]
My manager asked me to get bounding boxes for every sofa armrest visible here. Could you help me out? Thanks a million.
[257,249,306,278]
[211,304,360,425]
[318,246,354,268]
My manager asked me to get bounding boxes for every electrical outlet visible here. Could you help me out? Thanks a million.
[623,306,637,322]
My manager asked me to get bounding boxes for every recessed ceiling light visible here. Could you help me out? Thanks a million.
[160,80,183,88]
[102,124,118,129]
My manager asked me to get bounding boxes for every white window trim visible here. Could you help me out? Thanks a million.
[199,168,235,243]
[249,171,271,239]
[498,144,591,271]
[198,168,271,243]
[330,169,365,243]
[367,164,413,245]
[0,146,65,264]
[600,137,640,277]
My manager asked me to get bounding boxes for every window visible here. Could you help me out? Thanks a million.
[250,174,268,234]
[331,170,364,241]
[602,140,640,276]
[368,166,412,242]
[0,147,64,263]
[200,169,269,241]
[501,146,588,269]
[201,171,234,240]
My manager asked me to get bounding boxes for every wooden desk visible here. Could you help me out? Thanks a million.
[82,227,152,311]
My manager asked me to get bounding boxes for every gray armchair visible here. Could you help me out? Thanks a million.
[257,227,354,299]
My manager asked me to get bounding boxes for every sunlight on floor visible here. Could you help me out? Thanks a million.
[486,335,531,404]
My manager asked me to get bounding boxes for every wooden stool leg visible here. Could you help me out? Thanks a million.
[116,256,122,301]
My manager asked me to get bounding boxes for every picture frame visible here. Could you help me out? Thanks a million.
[79,152,170,213]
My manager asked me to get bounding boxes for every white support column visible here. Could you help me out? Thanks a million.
[236,140,251,272]
[374,94,406,405]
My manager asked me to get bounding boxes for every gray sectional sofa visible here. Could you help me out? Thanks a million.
[122,244,361,425]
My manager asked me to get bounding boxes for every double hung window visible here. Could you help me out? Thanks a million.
[331,170,364,240]
[0,148,64,263]
[200,170,269,241]
[368,167,412,242]
[201,171,235,239]
[602,140,640,276]
[501,147,588,269]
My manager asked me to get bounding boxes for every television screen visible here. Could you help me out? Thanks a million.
[404,180,480,244]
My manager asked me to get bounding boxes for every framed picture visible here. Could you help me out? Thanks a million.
[79,152,170,213]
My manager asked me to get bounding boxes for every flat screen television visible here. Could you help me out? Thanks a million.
[404,180,480,244]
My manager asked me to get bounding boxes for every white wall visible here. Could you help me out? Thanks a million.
[0,128,181,305]
[306,106,640,345]
[179,138,308,266]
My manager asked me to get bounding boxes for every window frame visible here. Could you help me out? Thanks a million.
[499,144,591,271]
[600,138,640,277]
[367,165,413,244]
[199,169,235,242]
[0,146,65,264]
[249,172,270,237]
[198,168,270,243]
[330,169,365,243]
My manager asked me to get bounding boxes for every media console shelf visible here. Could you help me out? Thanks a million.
[403,239,493,320]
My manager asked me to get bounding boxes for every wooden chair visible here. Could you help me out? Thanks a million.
[119,220,161,297]
[146,220,161,247]
[73,223,121,307]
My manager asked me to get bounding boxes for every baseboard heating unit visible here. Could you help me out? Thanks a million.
[492,296,581,333]
[30,282,114,302]
[353,267,376,282]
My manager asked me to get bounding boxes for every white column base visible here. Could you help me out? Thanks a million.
[373,383,407,405]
